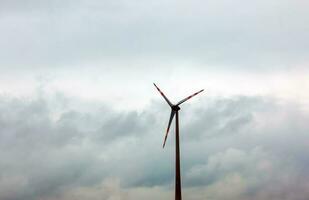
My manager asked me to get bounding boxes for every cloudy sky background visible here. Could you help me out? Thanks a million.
[0,0,309,200]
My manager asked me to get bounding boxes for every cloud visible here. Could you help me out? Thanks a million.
[0,91,308,200]
[0,0,308,70]
[0,1,308,199]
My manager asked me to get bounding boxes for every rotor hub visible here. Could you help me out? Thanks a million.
[172,105,181,111]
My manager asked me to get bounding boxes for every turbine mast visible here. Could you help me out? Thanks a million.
[175,110,182,200]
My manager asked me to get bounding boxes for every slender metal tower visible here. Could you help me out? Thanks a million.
[154,83,204,200]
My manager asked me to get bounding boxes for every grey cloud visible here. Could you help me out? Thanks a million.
[0,93,163,200]
[185,147,274,187]
[0,95,142,200]
[0,93,308,200]
[96,111,151,141]
[0,0,308,70]
[182,96,261,140]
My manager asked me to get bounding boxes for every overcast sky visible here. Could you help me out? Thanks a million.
[0,1,309,200]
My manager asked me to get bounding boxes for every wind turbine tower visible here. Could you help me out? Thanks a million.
[154,83,204,200]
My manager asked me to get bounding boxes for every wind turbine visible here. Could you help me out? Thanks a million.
[153,83,204,200]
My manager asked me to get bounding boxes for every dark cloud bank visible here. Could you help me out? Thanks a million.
[0,93,308,200]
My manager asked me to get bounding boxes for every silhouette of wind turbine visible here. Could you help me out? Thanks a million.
[153,83,204,200]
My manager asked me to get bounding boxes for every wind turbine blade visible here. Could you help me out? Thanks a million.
[176,89,204,106]
[153,83,173,107]
[163,110,175,148]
